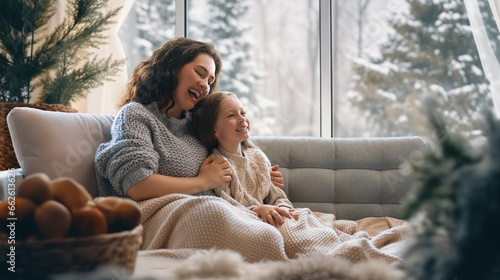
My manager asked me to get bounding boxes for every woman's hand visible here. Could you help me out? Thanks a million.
[197,155,232,191]
[270,165,285,190]
[127,156,232,200]
[252,205,293,227]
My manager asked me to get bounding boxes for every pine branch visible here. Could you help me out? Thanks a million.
[26,0,57,101]
[0,0,123,104]
[39,48,124,105]
[0,0,54,101]
[35,0,121,76]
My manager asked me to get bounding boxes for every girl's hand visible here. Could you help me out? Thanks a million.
[252,205,293,227]
[197,155,232,191]
[270,165,284,190]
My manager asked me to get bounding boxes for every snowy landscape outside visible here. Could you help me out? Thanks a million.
[119,0,499,140]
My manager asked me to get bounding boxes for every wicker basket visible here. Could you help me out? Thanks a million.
[0,225,143,279]
[0,102,77,171]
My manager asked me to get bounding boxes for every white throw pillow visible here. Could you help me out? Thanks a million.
[7,107,114,197]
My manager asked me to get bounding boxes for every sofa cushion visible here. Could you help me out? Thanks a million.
[7,107,114,197]
[252,136,426,220]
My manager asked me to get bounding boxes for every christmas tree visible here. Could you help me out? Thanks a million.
[348,0,499,138]
[0,0,123,105]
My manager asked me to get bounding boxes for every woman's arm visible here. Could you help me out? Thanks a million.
[270,165,284,190]
[127,155,232,201]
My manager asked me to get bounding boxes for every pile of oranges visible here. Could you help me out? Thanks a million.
[0,173,141,241]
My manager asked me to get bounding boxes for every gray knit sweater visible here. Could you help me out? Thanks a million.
[94,102,215,198]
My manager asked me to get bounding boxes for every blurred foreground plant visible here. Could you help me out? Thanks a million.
[402,99,500,280]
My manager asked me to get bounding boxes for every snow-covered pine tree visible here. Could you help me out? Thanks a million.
[189,0,260,113]
[348,0,499,138]
[120,0,175,72]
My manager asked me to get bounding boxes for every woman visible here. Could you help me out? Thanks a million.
[95,38,289,262]
[95,38,283,200]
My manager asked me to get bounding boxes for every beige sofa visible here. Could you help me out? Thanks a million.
[0,107,426,278]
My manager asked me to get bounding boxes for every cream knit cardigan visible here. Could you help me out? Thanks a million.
[211,147,293,210]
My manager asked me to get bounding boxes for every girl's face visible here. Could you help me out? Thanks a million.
[168,54,216,118]
[214,96,250,155]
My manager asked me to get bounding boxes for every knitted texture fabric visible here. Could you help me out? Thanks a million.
[211,147,293,209]
[94,102,214,197]
[139,194,410,263]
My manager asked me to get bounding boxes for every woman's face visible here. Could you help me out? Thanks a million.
[214,96,250,154]
[169,54,216,118]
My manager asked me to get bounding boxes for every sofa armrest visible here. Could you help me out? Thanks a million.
[0,168,24,201]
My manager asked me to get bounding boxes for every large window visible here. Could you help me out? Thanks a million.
[188,0,320,136]
[119,0,176,75]
[344,0,499,139]
[119,0,500,139]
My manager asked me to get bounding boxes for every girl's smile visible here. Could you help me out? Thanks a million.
[214,96,251,155]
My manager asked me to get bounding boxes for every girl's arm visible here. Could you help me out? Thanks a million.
[127,155,232,201]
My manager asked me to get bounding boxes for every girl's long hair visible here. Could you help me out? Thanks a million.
[121,38,222,114]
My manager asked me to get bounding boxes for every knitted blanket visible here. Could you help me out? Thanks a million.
[138,194,409,263]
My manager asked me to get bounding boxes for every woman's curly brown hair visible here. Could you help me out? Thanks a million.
[121,38,222,114]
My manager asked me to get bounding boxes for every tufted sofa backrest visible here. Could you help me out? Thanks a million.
[252,136,426,220]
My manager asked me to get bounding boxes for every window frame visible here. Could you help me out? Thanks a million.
[178,0,335,137]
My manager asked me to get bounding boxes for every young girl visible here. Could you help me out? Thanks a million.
[192,91,409,261]
[192,91,294,226]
